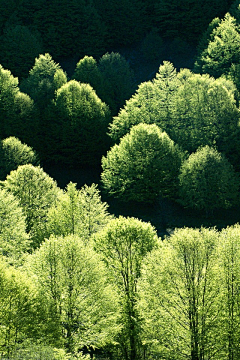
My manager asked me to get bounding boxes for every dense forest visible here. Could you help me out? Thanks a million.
[2,0,240,359]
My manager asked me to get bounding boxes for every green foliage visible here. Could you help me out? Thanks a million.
[102,123,185,203]
[94,0,145,46]
[109,61,180,142]
[139,227,222,359]
[94,216,158,360]
[0,188,29,265]
[0,259,44,358]
[0,136,39,180]
[72,56,103,94]
[53,80,111,166]
[217,224,240,359]
[26,235,119,352]
[21,53,67,106]
[194,14,240,77]
[0,64,18,138]
[153,0,229,42]
[0,25,43,78]
[179,146,239,213]
[2,164,60,248]
[170,73,240,156]
[98,52,135,115]
[47,182,111,240]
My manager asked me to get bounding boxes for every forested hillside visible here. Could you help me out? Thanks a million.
[1,0,240,359]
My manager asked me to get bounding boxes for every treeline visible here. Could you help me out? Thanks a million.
[1,169,240,359]
[0,0,234,79]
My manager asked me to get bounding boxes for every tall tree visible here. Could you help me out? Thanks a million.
[26,234,119,352]
[139,227,222,360]
[218,225,240,359]
[94,216,158,360]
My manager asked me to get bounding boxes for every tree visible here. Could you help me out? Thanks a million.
[72,55,103,95]
[178,146,239,214]
[194,14,240,78]
[47,182,111,240]
[52,80,111,166]
[0,136,39,180]
[217,224,240,360]
[170,73,240,156]
[0,259,44,358]
[94,216,158,360]
[0,64,18,139]
[102,123,185,203]
[0,64,36,146]
[20,53,67,160]
[0,189,29,265]
[2,164,60,248]
[108,61,180,142]
[98,52,135,115]
[21,53,67,106]
[139,227,222,360]
[26,234,119,352]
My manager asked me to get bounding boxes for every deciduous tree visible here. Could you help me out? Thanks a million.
[102,123,185,203]
[178,146,239,214]
[94,216,158,360]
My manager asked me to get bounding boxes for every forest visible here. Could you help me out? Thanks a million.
[1,0,240,359]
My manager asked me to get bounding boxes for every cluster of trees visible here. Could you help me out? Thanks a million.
[0,0,233,79]
[2,2,240,359]
[1,165,240,360]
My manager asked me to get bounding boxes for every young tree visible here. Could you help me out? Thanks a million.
[178,146,239,214]
[94,216,158,360]
[0,136,39,180]
[2,164,60,248]
[139,227,222,360]
[47,182,111,240]
[26,235,119,352]
[52,80,111,166]
[0,189,29,265]
[102,123,185,203]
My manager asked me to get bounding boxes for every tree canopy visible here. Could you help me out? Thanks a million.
[102,123,185,203]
